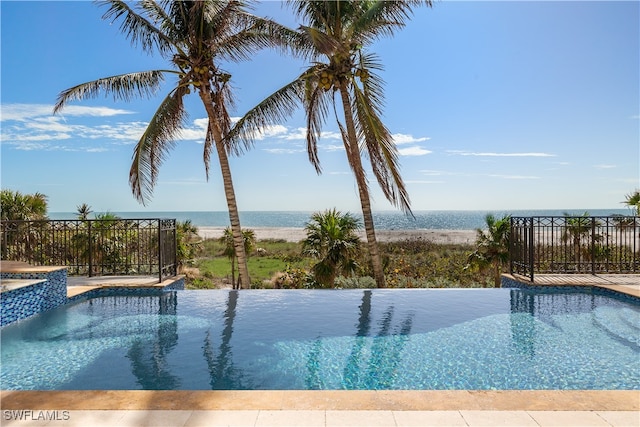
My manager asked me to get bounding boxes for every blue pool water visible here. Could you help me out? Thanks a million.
[1,289,638,390]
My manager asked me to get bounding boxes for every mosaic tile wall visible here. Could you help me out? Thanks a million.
[67,277,185,303]
[0,268,68,327]
[501,275,640,304]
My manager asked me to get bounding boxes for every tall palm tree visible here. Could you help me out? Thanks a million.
[302,208,361,287]
[220,226,255,289]
[53,0,295,289]
[229,0,431,287]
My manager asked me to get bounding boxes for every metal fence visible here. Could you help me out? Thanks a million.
[510,216,639,280]
[1,218,177,282]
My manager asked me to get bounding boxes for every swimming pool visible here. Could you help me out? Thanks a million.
[1,289,638,390]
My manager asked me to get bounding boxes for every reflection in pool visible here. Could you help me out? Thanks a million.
[1,289,638,390]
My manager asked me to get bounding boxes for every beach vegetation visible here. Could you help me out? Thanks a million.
[623,189,640,215]
[53,1,297,290]
[219,227,256,289]
[75,203,93,221]
[466,214,511,287]
[302,209,361,287]
[228,0,433,288]
[176,220,200,269]
[1,189,48,221]
[187,236,493,289]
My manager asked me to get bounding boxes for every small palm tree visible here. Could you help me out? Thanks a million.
[229,1,432,288]
[54,1,295,289]
[467,214,511,287]
[623,190,640,215]
[76,203,93,221]
[302,209,361,288]
[220,227,255,289]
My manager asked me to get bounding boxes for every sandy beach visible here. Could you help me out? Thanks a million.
[197,227,477,245]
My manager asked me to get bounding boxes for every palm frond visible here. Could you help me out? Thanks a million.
[97,0,176,56]
[356,52,386,113]
[299,25,340,56]
[226,76,306,153]
[129,86,188,204]
[352,83,411,216]
[354,0,431,42]
[202,119,214,181]
[305,82,334,173]
[53,70,166,114]
[218,15,311,62]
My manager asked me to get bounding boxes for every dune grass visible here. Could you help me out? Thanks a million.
[186,237,494,289]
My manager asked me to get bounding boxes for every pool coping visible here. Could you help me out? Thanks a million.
[1,390,638,411]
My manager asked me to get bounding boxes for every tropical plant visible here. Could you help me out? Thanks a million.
[467,214,511,287]
[302,209,361,287]
[561,211,602,247]
[220,227,255,289]
[53,1,296,289]
[0,189,48,221]
[76,203,93,221]
[623,189,640,215]
[176,220,200,270]
[228,0,431,287]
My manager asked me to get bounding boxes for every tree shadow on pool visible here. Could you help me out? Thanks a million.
[306,290,414,390]
[202,290,252,389]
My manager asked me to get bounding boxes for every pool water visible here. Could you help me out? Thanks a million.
[1,289,638,390]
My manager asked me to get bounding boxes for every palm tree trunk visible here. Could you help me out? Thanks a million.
[199,91,251,290]
[338,88,385,288]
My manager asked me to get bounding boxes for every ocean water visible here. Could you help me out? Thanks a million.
[49,209,630,230]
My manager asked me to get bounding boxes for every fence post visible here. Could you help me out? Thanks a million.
[158,219,163,283]
[529,217,534,282]
[88,220,93,277]
[591,217,596,275]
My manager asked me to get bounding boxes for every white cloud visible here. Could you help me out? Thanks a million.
[1,103,134,121]
[263,147,306,154]
[447,150,555,157]
[593,164,617,169]
[398,146,432,156]
[1,103,143,151]
[392,133,430,145]
[324,144,345,152]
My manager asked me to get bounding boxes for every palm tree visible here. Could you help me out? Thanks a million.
[53,1,295,289]
[623,190,640,215]
[302,208,361,287]
[467,214,511,287]
[0,189,48,221]
[76,203,93,221]
[220,227,255,289]
[228,1,431,287]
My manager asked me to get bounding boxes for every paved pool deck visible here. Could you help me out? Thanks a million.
[1,390,639,426]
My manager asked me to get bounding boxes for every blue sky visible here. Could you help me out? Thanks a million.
[1,1,638,213]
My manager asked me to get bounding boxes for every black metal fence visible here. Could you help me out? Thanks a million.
[1,218,177,282]
[510,216,639,280]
